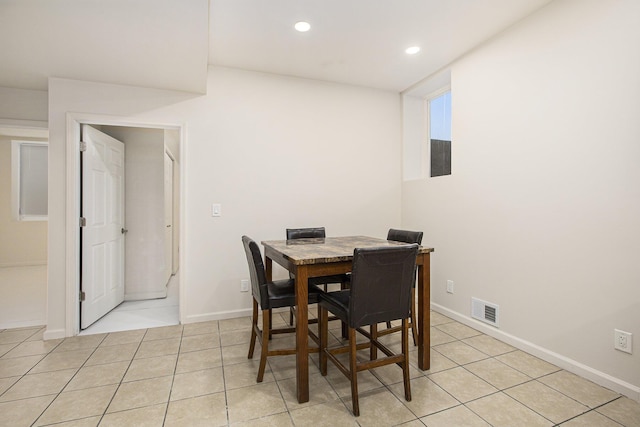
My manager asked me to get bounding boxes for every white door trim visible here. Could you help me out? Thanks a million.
[65,113,186,337]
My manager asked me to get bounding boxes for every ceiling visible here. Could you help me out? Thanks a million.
[0,0,210,93]
[0,0,553,95]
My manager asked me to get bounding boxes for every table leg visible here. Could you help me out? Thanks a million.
[417,253,431,370]
[295,266,310,403]
[265,257,273,282]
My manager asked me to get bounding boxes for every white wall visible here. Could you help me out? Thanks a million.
[402,95,424,181]
[0,265,46,328]
[403,0,640,398]
[46,67,402,336]
[0,136,48,266]
[0,87,47,127]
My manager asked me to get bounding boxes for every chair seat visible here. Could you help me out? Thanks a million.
[318,290,350,323]
[267,279,323,309]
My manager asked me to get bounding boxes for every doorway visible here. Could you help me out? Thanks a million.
[77,123,181,334]
[0,126,49,329]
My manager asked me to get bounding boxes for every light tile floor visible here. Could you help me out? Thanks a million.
[1,309,639,426]
[79,274,180,336]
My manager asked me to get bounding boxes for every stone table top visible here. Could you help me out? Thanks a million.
[262,235,434,266]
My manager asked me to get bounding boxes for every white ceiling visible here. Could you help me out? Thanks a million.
[210,0,553,92]
[0,0,553,95]
[0,0,210,93]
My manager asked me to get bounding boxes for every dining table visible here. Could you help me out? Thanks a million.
[261,235,434,403]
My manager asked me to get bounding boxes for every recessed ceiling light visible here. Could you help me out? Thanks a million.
[295,21,311,32]
[405,46,421,55]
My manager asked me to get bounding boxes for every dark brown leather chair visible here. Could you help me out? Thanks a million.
[242,235,323,382]
[318,244,418,416]
[377,228,423,346]
[286,227,349,325]
[285,227,326,240]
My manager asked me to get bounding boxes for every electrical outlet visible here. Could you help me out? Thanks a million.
[446,280,454,294]
[240,279,249,292]
[614,329,632,354]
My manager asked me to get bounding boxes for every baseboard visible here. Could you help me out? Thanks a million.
[0,319,45,330]
[0,261,47,268]
[183,308,253,324]
[431,302,640,403]
[43,328,66,340]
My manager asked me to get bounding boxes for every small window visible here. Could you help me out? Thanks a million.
[12,140,48,221]
[428,90,451,177]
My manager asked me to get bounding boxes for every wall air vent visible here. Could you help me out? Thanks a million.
[471,297,499,327]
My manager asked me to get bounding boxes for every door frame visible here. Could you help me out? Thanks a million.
[65,113,186,336]
[163,148,177,276]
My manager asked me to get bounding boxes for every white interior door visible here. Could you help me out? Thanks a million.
[163,151,173,284]
[81,124,125,329]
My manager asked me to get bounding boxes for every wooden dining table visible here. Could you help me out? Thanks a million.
[261,235,434,403]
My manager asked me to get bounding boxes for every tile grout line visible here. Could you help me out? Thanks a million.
[551,396,627,427]
[162,325,185,426]
[417,326,558,426]
[30,330,109,426]
[1,315,637,426]
[214,320,232,427]
[87,328,147,426]
[0,327,53,402]
[268,311,300,427]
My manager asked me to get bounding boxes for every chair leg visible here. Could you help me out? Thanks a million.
[402,318,412,402]
[349,327,360,417]
[410,291,418,346]
[317,303,322,342]
[257,308,270,382]
[289,306,294,326]
[370,323,378,360]
[319,306,328,376]
[248,300,258,358]
[386,321,392,329]
[341,281,349,339]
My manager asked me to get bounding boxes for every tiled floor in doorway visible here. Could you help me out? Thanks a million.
[1,309,639,426]
[79,274,179,336]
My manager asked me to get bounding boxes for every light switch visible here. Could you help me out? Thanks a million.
[212,203,222,217]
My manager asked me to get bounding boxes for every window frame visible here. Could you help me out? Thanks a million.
[11,139,49,221]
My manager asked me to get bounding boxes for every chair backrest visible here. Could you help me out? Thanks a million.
[286,227,326,240]
[387,228,423,245]
[348,245,418,328]
[242,236,269,309]
[285,228,326,279]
